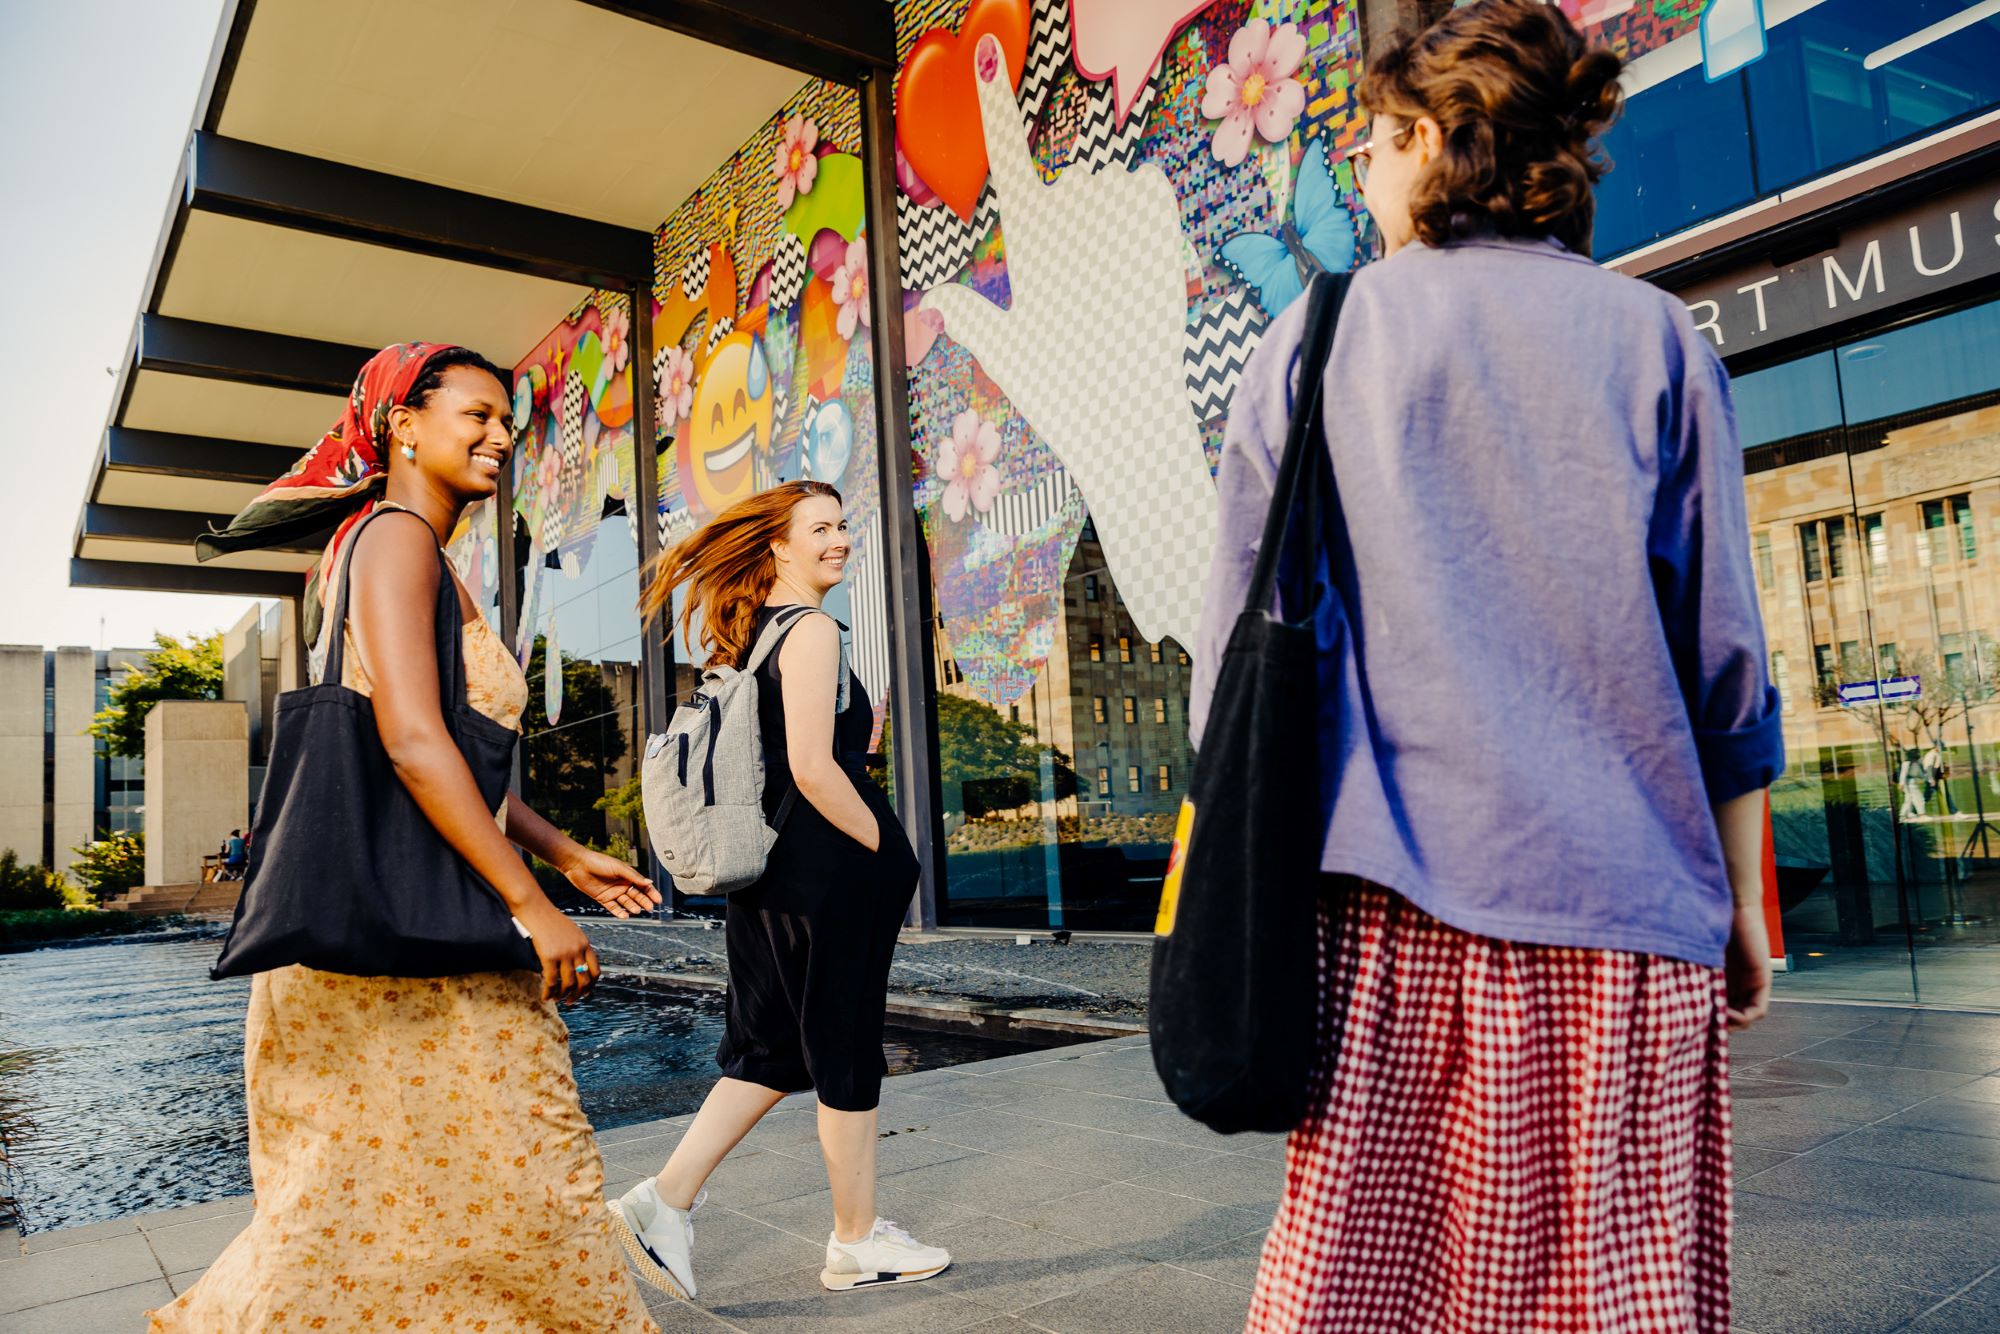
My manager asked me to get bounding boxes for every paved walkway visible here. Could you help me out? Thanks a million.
[3,1003,1998,1331]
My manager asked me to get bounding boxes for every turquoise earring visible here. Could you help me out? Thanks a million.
[400,443,416,461]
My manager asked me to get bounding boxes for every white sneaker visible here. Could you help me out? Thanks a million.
[820,1217,953,1291]
[611,1178,703,1300]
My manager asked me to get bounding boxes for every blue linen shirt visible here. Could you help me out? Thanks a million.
[1190,236,1785,968]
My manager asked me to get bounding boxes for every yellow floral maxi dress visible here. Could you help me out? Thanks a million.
[150,611,657,1334]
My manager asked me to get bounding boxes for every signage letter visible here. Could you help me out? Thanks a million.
[1911,211,1965,278]
[1737,275,1781,333]
[1824,240,1886,308]
[1688,299,1724,347]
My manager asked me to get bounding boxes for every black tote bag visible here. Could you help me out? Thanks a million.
[1150,273,1350,1134]
[212,509,541,980]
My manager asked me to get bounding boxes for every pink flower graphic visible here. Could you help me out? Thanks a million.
[829,240,871,342]
[1201,19,1307,166]
[599,304,630,376]
[939,409,1002,521]
[774,115,820,211]
[656,344,695,430]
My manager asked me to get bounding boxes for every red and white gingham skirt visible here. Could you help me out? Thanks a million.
[1246,885,1732,1333]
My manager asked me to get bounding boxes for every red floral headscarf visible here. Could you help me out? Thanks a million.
[195,341,463,654]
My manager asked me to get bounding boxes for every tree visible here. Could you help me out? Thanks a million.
[935,693,1077,816]
[1879,640,2000,762]
[68,832,146,903]
[88,634,225,759]
[518,637,632,849]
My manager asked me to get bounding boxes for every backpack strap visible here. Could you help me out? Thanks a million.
[747,604,852,831]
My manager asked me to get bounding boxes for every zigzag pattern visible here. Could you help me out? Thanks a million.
[679,248,709,300]
[1071,68,1156,173]
[982,466,1079,538]
[1183,289,1267,424]
[897,186,996,292]
[768,232,808,310]
[1019,0,1071,121]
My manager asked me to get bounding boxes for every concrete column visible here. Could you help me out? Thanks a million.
[223,604,265,761]
[52,647,96,876]
[0,646,41,863]
[143,700,248,887]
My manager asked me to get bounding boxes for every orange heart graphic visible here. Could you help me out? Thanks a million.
[895,0,1030,224]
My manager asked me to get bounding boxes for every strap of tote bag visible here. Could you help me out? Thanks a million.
[319,505,471,709]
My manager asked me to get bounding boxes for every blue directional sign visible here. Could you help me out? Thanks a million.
[1838,676,1922,707]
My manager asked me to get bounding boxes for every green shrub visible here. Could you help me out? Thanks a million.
[0,908,171,945]
[0,851,76,911]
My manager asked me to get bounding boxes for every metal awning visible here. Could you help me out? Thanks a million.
[73,0,896,597]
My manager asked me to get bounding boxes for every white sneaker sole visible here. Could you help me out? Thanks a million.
[610,1206,694,1302]
[819,1260,951,1292]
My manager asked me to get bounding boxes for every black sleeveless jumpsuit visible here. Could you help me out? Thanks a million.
[714,605,921,1111]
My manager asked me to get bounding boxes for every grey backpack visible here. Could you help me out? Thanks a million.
[641,605,848,895]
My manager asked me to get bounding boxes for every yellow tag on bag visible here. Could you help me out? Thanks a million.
[1155,799,1196,936]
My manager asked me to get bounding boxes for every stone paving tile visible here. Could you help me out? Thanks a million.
[138,1210,250,1275]
[1735,1146,1797,1182]
[1849,1011,2000,1045]
[639,1284,746,1331]
[0,1230,163,1315]
[887,1073,1037,1110]
[1731,1269,1940,1334]
[1731,1099,1867,1153]
[1736,1058,1980,1101]
[1815,1124,2000,1183]
[13,1213,138,1255]
[671,1204,827,1287]
[917,1216,1147,1315]
[890,1151,1116,1221]
[1730,1074,1968,1125]
[996,1088,1240,1151]
[973,1118,1221,1183]
[1732,1191,2000,1297]
[736,1181,986,1247]
[0,1277,177,1333]
[1012,1260,1251,1333]
[600,1131,686,1174]
[1167,1226,1270,1292]
[599,1115,694,1147]
[1804,1037,2000,1076]
[1128,1146,1286,1210]
[1009,1183,1270,1264]
[1741,1156,2000,1225]
[698,1262,996,1332]
[1937,1075,2000,1105]
[1883,1095,2000,1138]
[996,1059,1176,1101]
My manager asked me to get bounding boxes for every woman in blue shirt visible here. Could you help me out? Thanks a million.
[1195,3,1783,1329]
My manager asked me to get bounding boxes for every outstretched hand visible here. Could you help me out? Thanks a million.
[564,847,662,919]
[919,32,1217,651]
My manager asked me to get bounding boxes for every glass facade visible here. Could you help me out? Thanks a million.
[1595,1,2000,258]
[509,296,647,906]
[1739,294,2000,1005]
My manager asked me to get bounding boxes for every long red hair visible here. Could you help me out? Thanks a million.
[641,480,843,669]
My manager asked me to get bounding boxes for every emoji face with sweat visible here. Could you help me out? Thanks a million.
[677,330,774,519]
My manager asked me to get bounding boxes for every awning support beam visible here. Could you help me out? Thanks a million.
[137,313,373,396]
[105,427,302,485]
[187,132,655,289]
[578,0,896,82]
[70,557,303,600]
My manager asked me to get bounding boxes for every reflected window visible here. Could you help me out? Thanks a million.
[1149,642,1163,664]
[1826,516,1849,579]
[1772,649,1792,713]
[1092,696,1106,724]
[1880,642,1899,677]
[1096,767,1110,796]
[1118,636,1132,663]
[1814,643,1836,690]
[1800,522,1825,582]
[1865,514,1889,574]
[1754,531,1776,589]
[1084,575,1099,602]
[1089,639,1102,662]
[1127,766,1140,794]
[1154,697,1168,724]
[1839,301,2000,424]
[1157,764,1171,792]
[1122,696,1136,725]
[1922,496,1976,563]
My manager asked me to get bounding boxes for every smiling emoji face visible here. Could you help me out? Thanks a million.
[678,331,773,519]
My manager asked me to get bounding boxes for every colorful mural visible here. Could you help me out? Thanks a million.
[896,0,1366,709]
[508,292,640,726]
[649,80,894,734]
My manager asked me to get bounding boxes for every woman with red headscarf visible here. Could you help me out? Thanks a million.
[150,343,662,1333]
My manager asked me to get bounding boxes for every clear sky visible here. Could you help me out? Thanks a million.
[0,0,258,652]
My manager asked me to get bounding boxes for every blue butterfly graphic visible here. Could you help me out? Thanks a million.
[1220,140,1357,320]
